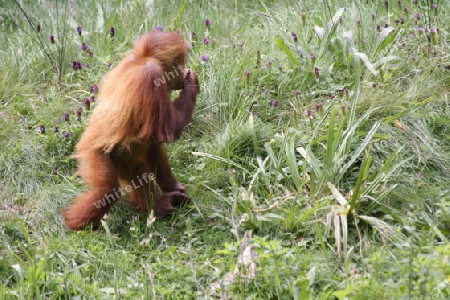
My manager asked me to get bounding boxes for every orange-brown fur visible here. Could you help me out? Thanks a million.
[63,31,200,230]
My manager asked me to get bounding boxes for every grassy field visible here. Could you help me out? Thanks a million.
[0,0,449,298]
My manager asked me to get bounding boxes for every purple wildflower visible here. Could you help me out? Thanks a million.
[39,124,45,134]
[81,43,88,51]
[56,118,62,124]
[72,61,82,70]
[200,55,209,61]
[192,32,197,41]
[315,102,323,113]
[203,38,209,45]
[84,98,91,110]
[62,131,70,138]
[77,26,82,35]
[415,13,422,20]
[291,32,298,42]
[156,25,164,31]
[310,53,316,61]
[244,70,250,85]
[90,85,99,93]
[314,67,319,78]
[432,4,438,9]
[205,19,212,29]
[294,90,299,96]
[269,99,279,106]
[264,61,272,69]
[50,35,55,44]
[64,113,70,121]
[110,27,115,37]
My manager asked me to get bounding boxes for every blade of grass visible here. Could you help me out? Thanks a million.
[274,35,300,66]
[192,152,251,175]
[318,7,345,58]
[373,27,399,57]
[348,151,372,209]
[285,133,302,191]
[337,119,381,181]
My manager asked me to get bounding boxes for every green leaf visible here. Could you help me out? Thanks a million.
[274,35,300,66]
[292,201,328,229]
[348,151,372,209]
[374,27,398,56]
[332,287,353,300]
[337,120,380,181]
[285,133,302,191]
[297,146,323,179]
